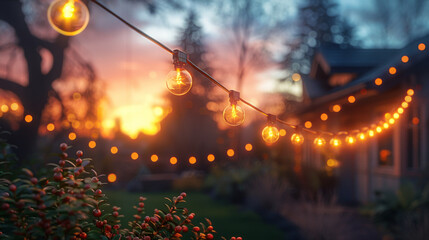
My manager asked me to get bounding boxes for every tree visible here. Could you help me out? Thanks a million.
[280,0,354,80]
[154,11,219,171]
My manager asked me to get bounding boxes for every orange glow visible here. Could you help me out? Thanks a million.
[227,149,235,157]
[207,154,215,162]
[24,115,33,123]
[412,117,420,125]
[389,67,397,75]
[357,133,365,140]
[418,43,426,51]
[327,159,339,168]
[376,126,382,133]
[73,92,81,100]
[314,137,326,147]
[407,89,414,96]
[393,113,400,119]
[88,140,96,148]
[345,136,356,144]
[384,113,391,119]
[330,137,341,147]
[279,129,287,136]
[47,123,55,132]
[170,157,177,165]
[223,104,245,126]
[375,78,383,86]
[10,103,19,111]
[304,121,312,128]
[110,146,118,154]
[397,107,404,114]
[291,133,304,145]
[131,152,138,160]
[332,104,341,112]
[85,121,94,129]
[383,123,389,129]
[292,73,301,82]
[368,130,375,137]
[72,121,80,129]
[401,56,409,63]
[402,102,409,108]
[107,173,117,183]
[1,104,9,113]
[68,132,77,140]
[404,96,412,103]
[151,154,158,162]
[348,96,356,103]
[388,118,395,125]
[245,143,253,151]
[189,156,197,164]
[262,126,280,144]
[47,0,90,36]
[166,68,193,96]
[320,113,328,121]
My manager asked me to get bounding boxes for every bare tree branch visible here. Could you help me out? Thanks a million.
[0,77,25,96]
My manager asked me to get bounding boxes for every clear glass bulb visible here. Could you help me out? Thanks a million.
[345,136,356,144]
[330,137,342,147]
[166,68,192,96]
[314,137,326,146]
[223,104,245,126]
[262,125,279,144]
[47,0,90,36]
[291,133,304,145]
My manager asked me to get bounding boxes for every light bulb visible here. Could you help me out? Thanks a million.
[166,68,192,96]
[291,133,304,145]
[223,104,245,126]
[368,130,375,137]
[47,0,90,36]
[330,137,341,147]
[314,137,326,147]
[223,90,245,126]
[345,135,356,144]
[357,133,365,141]
[262,125,280,144]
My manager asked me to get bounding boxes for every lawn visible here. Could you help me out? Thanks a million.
[105,190,285,240]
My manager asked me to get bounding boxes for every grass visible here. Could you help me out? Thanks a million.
[105,190,284,240]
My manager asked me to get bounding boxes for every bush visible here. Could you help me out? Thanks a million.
[0,137,239,240]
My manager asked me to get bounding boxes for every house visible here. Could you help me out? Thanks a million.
[291,35,429,203]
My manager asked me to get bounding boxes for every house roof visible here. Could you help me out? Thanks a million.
[300,34,429,111]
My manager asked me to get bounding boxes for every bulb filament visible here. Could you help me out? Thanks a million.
[63,0,75,19]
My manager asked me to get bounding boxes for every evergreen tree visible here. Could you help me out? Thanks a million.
[154,11,219,172]
[280,0,353,80]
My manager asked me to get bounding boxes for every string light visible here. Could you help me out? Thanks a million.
[207,154,215,162]
[88,140,96,148]
[46,0,419,150]
[279,129,287,136]
[24,115,33,123]
[107,173,117,183]
[330,137,341,147]
[368,130,375,137]
[68,132,77,140]
[383,122,389,129]
[345,135,356,144]
[10,103,19,111]
[166,50,192,96]
[388,118,395,124]
[314,137,326,147]
[151,154,158,162]
[189,156,197,164]
[376,126,382,133]
[223,90,245,126]
[170,157,178,165]
[262,115,279,144]
[110,146,118,154]
[47,0,90,36]
[401,56,409,63]
[245,143,253,151]
[1,105,9,113]
[304,121,312,128]
[227,149,235,157]
[131,152,138,160]
[357,133,365,141]
[375,78,383,86]
[47,123,55,132]
[405,96,412,103]
[291,130,304,146]
[393,113,400,119]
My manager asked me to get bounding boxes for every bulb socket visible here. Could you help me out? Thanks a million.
[229,90,240,105]
[267,114,277,125]
[173,49,187,69]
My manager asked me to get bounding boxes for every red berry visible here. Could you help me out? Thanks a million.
[61,152,68,160]
[231,238,236,240]
[174,226,182,233]
[188,213,195,219]
[193,226,200,232]
[54,167,63,173]
[182,226,188,232]
[1,203,10,210]
[177,195,183,201]
[30,177,38,185]
[139,202,144,208]
[96,220,104,228]
[54,172,63,182]
[144,236,150,240]
[93,209,102,217]
[9,184,17,192]
[207,226,213,231]
[113,206,119,211]
[76,150,83,158]
[105,224,112,232]
[237,238,242,240]
[95,189,102,195]
[91,177,99,183]
[207,234,214,240]
[60,143,68,151]
[113,211,119,217]
[76,158,82,165]
[144,216,150,222]
[59,160,65,166]
[180,192,187,197]
[79,232,87,239]
[113,224,120,229]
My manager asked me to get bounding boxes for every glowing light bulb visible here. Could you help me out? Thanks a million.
[291,133,304,145]
[368,130,375,137]
[376,126,382,133]
[314,137,326,147]
[47,0,90,36]
[345,135,356,144]
[393,113,400,119]
[262,125,279,144]
[223,90,245,126]
[330,137,341,147]
[166,50,192,96]
[357,133,365,141]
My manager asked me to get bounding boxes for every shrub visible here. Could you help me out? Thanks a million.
[0,137,239,240]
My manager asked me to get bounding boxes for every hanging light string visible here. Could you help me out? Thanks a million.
[45,0,422,146]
